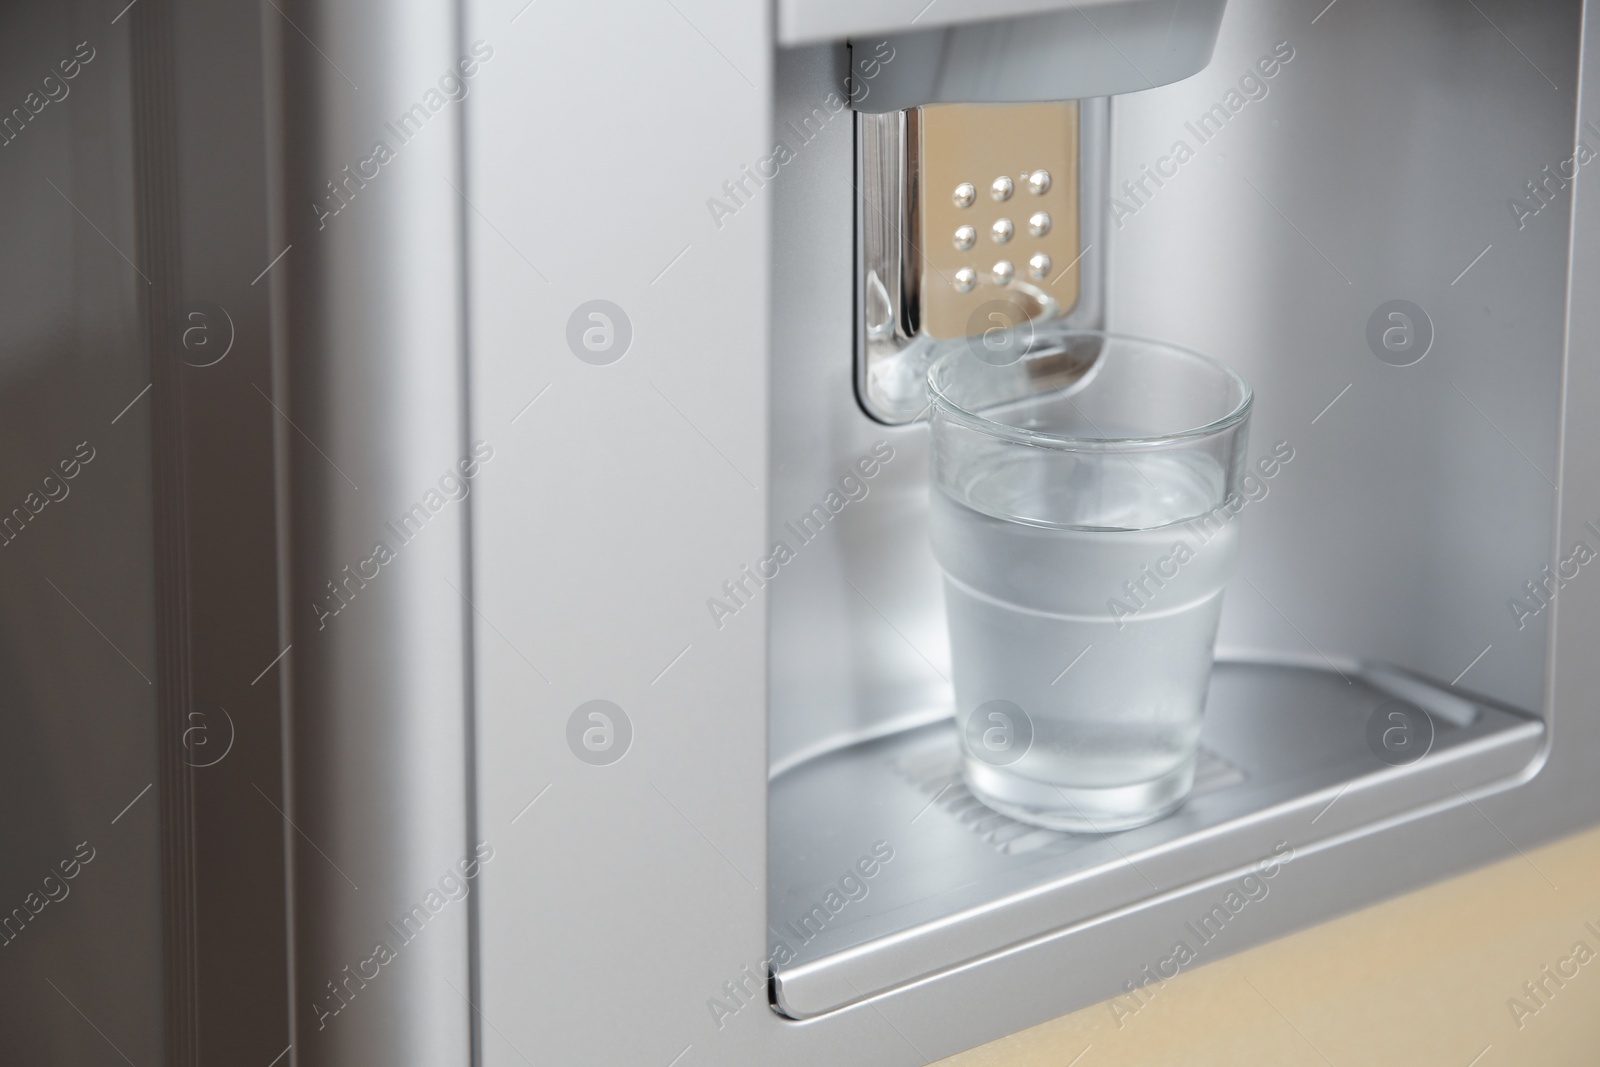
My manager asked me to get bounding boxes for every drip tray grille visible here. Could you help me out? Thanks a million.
[895,747,1247,857]
[768,660,1543,1019]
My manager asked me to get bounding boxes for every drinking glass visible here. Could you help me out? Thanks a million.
[927,331,1252,832]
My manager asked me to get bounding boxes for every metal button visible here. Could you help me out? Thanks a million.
[953,267,977,292]
[1028,211,1051,237]
[953,182,976,208]
[990,175,1014,201]
[1027,169,1051,195]
[1028,252,1052,280]
[992,260,1014,285]
[954,225,976,250]
[991,218,1014,244]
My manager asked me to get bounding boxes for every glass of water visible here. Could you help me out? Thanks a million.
[928,331,1252,832]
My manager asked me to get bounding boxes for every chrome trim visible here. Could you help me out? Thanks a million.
[855,97,1109,424]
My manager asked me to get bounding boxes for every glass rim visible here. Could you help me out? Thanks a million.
[927,329,1253,451]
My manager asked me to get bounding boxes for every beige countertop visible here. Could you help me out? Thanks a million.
[938,824,1600,1066]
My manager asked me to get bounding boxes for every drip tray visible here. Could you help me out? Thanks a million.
[768,660,1544,1018]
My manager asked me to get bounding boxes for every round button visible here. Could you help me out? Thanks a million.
[1028,211,1051,237]
[992,260,1014,285]
[1028,252,1052,280]
[990,175,1014,201]
[1028,169,1052,195]
[953,182,976,208]
[953,267,977,292]
[953,225,976,250]
[990,218,1014,244]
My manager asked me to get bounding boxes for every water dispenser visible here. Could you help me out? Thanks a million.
[761,0,1578,1027]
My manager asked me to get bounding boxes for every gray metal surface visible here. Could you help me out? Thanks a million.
[770,660,1543,1017]
[471,0,1600,1065]
[776,0,1578,837]
[779,0,1223,58]
[140,0,290,1059]
[2,1,302,1062]
[7,0,1596,1064]
[854,1,1229,112]
[0,4,165,1063]
[1106,2,1566,715]
[268,1,475,1064]
[464,0,783,1064]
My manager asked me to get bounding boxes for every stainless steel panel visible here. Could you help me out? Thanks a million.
[0,4,164,1063]
[2,1,294,1061]
[466,1,1600,1065]
[269,1,474,1063]
[1106,1,1568,719]
[853,2,1229,111]
[144,0,291,1059]
[780,0,1223,62]
[465,1,790,1065]
[772,43,954,777]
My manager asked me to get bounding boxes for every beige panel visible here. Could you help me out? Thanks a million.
[919,103,1079,338]
[938,825,1600,1065]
